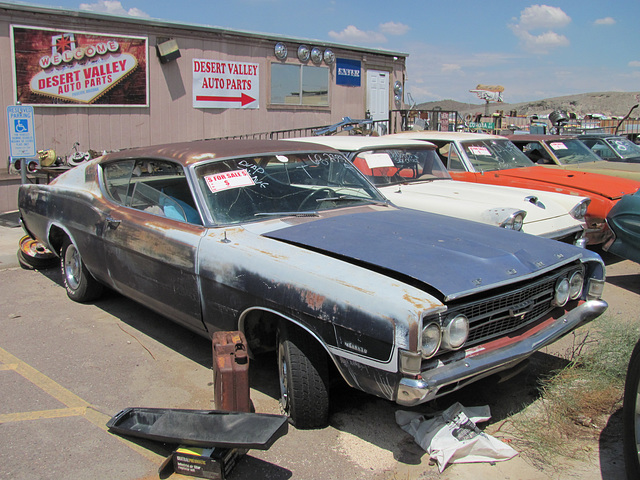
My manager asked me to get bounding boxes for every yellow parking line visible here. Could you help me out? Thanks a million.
[0,364,18,371]
[0,348,90,409]
[0,346,163,463]
[0,407,86,423]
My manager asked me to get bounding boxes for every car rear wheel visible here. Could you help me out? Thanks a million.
[624,339,640,479]
[277,322,329,429]
[60,238,103,303]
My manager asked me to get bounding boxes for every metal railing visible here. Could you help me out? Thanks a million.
[207,110,640,141]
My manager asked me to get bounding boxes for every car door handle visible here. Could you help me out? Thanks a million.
[106,216,122,229]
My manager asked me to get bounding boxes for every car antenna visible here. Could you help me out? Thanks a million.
[222,231,231,243]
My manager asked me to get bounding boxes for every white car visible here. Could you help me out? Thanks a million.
[291,135,589,246]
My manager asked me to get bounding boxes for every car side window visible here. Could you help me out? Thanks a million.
[103,159,202,225]
[590,140,616,160]
[439,143,465,171]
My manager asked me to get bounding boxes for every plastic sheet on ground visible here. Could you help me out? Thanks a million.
[396,402,518,472]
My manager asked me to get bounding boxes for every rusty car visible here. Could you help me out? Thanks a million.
[389,131,640,246]
[507,134,640,179]
[18,139,608,429]
[291,135,589,246]
[579,133,640,164]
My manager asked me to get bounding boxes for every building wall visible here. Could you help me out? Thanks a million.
[0,4,406,161]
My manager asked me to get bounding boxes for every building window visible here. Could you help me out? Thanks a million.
[271,63,329,106]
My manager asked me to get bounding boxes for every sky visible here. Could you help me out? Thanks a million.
[7,0,640,105]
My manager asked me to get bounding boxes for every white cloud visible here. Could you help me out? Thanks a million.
[594,17,616,26]
[328,25,386,44]
[516,5,571,30]
[512,29,570,54]
[629,61,640,68]
[441,64,463,74]
[379,21,410,36]
[79,1,150,18]
[509,4,571,54]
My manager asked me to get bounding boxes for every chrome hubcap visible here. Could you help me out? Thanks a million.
[64,244,81,290]
[278,345,289,413]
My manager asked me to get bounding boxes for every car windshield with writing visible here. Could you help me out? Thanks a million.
[460,139,533,172]
[606,137,640,160]
[194,151,386,224]
[542,138,603,165]
[352,147,451,186]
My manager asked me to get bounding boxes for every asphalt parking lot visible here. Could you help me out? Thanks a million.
[1,221,638,480]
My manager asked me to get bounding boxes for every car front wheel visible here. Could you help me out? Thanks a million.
[277,322,329,429]
[624,339,640,479]
[60,238,103,303]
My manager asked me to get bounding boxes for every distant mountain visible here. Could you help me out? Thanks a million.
[414,91,640,118]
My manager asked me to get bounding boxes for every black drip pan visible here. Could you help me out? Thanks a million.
[107,407,288,450]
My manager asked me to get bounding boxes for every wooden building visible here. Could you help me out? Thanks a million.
[0,2,407,212]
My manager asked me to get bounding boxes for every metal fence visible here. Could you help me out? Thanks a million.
[208,109,640,141]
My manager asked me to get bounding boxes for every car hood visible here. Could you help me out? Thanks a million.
[545,160,640,178]
[495,166,640,200]
[263,209,585,301]
[378,180,580,226]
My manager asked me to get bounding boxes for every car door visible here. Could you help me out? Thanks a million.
[100,158,207,333]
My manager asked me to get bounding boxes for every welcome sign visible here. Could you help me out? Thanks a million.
[12,25,148,106]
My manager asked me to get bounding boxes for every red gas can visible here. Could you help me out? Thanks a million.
[212,331,251,413]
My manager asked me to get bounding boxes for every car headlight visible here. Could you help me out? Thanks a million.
[501,210,526,231]
[553,277,570,307]
[442,314,469,350]
[568,270,584,300]
[421,322,442,358]
[569,199,590,220]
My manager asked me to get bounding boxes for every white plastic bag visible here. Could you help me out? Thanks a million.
[396,402,517,472]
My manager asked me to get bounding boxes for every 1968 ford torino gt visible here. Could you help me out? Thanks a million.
[291,135,589,246]
[18,139,608,428]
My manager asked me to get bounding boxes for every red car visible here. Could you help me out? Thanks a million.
[389,132,640,245]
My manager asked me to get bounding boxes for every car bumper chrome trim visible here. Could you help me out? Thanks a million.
[396,299,608,406]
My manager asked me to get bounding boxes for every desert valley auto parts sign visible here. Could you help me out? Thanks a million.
[11,25,148,106]
[193,59,259,109]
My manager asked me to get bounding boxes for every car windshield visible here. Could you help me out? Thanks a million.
[350,147,451,186]
[461,139,534,171]
[193,151,387,224]
[606,137,640,159]
[544,139,602,164]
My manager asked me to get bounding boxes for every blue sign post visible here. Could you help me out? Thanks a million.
[7,105,37,183]
[7,105,36,157]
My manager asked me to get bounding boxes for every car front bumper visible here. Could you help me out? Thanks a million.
[396,298,608,406]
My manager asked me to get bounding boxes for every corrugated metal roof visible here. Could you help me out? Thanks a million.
[0,1,409,58]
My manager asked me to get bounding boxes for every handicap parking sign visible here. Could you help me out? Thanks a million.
[7,105,36,157]
[14,119,29,133]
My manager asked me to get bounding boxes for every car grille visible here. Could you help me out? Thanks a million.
[442,266,577,347]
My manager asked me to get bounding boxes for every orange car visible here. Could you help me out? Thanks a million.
[389,132,640,245]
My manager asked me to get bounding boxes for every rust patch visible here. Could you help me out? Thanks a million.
[334,279,375,295]
[252,248,289,260]
[304,291,326,311]
[403,292,438,310]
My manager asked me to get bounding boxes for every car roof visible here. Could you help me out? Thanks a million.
[506,134,576,142]
[387,131,508,142]
[578,133,625,139]
[97,139,339,167]
[289,135,436,150]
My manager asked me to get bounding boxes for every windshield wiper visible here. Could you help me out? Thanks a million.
[255,211,319,218]
[315,195,389,206]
